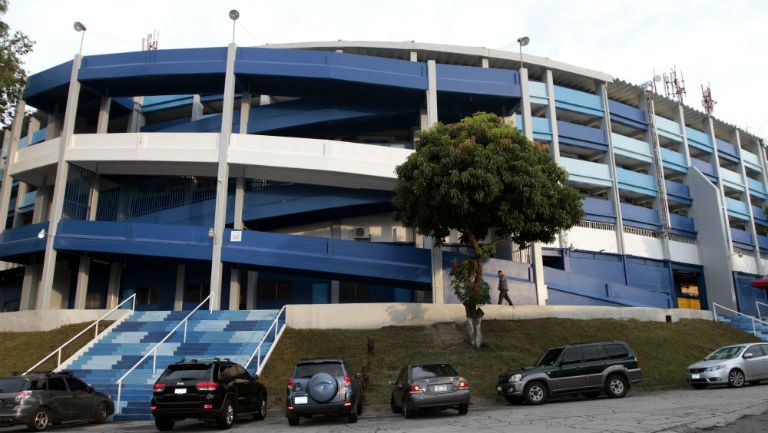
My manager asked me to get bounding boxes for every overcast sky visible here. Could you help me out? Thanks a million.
[5,0,767,139]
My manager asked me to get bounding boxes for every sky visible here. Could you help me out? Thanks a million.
[4,0,768,139]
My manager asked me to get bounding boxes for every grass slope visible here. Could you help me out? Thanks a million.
[260,318,759,406]
[0,321,112,376]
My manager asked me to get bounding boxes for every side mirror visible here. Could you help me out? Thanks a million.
[355,372,363,379]
[744,352,755,359]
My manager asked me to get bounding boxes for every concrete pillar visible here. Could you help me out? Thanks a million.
[228,268,241,310]
[239,92,251,134]
[732,129,763,273]
[73,255,90,309]
[208,43,237,311]
[191,95,204,121]
[543,70,567,249]
[127,97,144,133]
[105,262,122,309]
[409,51,417,62]
[45,108,60,140]
[11,119,40,228]
[675,105,692,166]
[705,117,734,268]
[97,97,111,134]
[19,259,39,311]
[331,280,340,303]
[31,184,50,224]
[424,59,444,304]
[245,270,257,309]
[481,58,489,68]
[0,101,26,233]
[37,55,83,310]
[173,264,185,311]
[259,95,271,106]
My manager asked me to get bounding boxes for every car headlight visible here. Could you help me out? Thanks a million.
[705,364,725,372]
[507,374,522,383]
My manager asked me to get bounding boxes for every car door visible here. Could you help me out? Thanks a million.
[393,368,407,407]
[236,365,257,412]
[758,344,768,379]
[218,364,242,410]
[66,377,95,419]
[580,345,608,388]
[548,348,586,392]
[45,377,72,420]
[742,345,764,380]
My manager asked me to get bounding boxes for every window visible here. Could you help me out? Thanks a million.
[341,282,368,302]
[258,280,292,301]
[235,365,250,381]
[538,348,564,366]
[160,364,211,382]
[48,378,67,391]
[744,345,764,358]
[66,378,88,392]
[411,364,458,380]
[0,378,27,393]
[135,287,160,305]
[218,364,238,382]
[582,345,607,362]
[294,362,344,378]
[29,379,46,391]
[184,283,210,304]
[560,348,582,365]
[604,344,630,360]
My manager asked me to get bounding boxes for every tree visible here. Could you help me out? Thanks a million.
[393,112,583,348]
[0,0,34,126]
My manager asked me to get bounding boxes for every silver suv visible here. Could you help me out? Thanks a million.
[687,343,768,389]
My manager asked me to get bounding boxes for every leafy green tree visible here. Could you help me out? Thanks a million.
[0,0,34,126]
[393,112,582,348]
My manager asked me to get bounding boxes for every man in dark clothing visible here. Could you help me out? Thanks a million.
[497,270,514,305]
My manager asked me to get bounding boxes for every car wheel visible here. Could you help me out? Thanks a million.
[403,398,415,419]
[583,391,601,399]
[523,381,548,405]
[216,399,235,430]
[458,404,469,415]
[504,396,522,404]
[154,416,175,431]
[728,369,745,388]
[605,374,629,398]
[691,383,708,390]
[93,401,110,423]
[253,393,267,421]
[390,395,402,413]
[27,407,51,432]
[287,413,299,426]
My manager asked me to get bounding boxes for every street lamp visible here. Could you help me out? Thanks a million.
[229,9,239,44]
[74,21,87,55]
[517,36,530,70]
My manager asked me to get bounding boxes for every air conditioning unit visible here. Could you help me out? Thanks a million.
[353,227,370,240]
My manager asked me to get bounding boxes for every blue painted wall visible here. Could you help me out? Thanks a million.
[733,272,768,317]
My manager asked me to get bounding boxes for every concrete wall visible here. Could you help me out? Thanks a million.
[0,308,130,332]
[286,303,712,329]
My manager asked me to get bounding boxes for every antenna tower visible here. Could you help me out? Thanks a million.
[701,83,716,115]
[662,67,686,104]
[142,30,159,51]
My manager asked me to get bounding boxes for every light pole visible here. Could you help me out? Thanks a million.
[74,21,87,55]
[229,10,239,44]
[517,36,530,70]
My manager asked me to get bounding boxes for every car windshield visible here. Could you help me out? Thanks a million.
[0,378,27,393]
[411,364,458,380]
[159,364,211,382]
[705,346,745,360]
[295,362,344,378]
[537,348,564,366]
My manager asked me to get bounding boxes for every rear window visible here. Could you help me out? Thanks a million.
[0,378,27,393]
[411,364,458,379]
[295,362,344,378]
[604,344,630,360]
[159,364,212,382]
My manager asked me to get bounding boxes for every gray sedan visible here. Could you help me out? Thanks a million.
[688,343,768,389]
[389,363,470,418]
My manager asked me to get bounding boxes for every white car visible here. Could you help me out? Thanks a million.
[687,343,768,389]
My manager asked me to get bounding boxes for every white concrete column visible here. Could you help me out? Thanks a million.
[73,255,90,309]
[597,82,626,255]
[519,68,533,140]
[208,43,237,311]
[0,101,26,233]
[675,105,692,166]
[173,264,185,311]
[239,92,251,134]
[732,130,763,273]
[705,116,734,266]
[481,58,489,68]
[259,95,271,106]
[331,280,340,303]
[246,270,257,309]
[191,95,204,121]
[543,70,560,162]
[639,91,671,260]
[11,119,39,228]
[105,262,122,309]
[127,97,144,132]
[97,97,111,134]
[19,259,39,311]
[45,108,60,140]
[424,59,444,304]
[36,55,83,310]
[228,268,241,310]
[409,51,417,62]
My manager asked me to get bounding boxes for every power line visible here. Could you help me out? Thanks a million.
[237,21,260,45]
[89,31,140,49]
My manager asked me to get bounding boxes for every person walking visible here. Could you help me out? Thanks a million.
[497,270,514,306]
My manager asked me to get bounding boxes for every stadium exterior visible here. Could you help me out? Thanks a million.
[0,41,765,317]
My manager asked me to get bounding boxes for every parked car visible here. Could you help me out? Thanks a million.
[151,358,267,431]
[687,343,768,389]
[497,341,643,405]
[286,358,363,426]
[389,362,470,418]
[0,372,113,431]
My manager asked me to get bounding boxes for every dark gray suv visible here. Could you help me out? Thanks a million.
[286,358,363,426]
[0,372,113,431]
[497,341,643,405]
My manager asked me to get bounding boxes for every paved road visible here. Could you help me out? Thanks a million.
[2,385,768,433]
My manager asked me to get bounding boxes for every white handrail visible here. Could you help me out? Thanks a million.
[756,301,768,320]
[23,294,137,375]
[244,306,287,375]
[115,295,210,415]
[712,302,768,337]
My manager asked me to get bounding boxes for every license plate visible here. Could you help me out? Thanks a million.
[496,385,502,392]
[691,374,700,380]
[174,388,187,395]
[433,384,449,392]
[294,396,308,404]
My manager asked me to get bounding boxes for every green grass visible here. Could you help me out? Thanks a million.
[0,321,113,376]
[259,318,760,406]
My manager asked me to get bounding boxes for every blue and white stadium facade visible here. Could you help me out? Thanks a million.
[0,41,766,315]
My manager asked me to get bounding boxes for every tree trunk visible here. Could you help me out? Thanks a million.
[464,306,485,349]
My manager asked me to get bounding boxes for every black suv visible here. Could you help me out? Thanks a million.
[151,359,267,430]
[497,341,643,405]
[0,372,113,431]
[286,358,364,426]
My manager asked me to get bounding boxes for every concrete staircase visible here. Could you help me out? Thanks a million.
[715,313,768,341]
